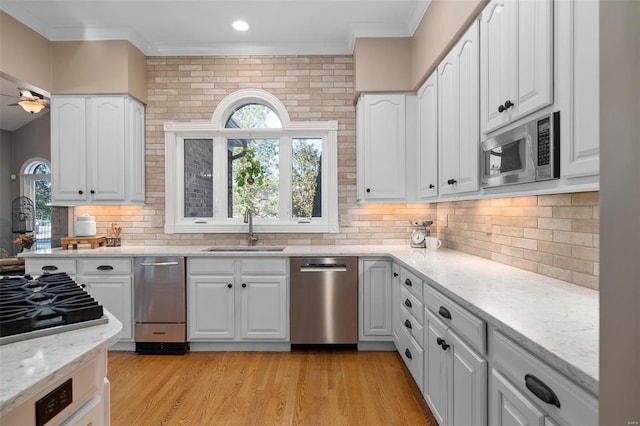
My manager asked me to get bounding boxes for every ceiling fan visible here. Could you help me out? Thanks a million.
[2,89,50,114]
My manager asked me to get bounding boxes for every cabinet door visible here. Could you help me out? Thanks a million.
[439,20,480,195]
[558,0,600,178]
[424,309,449,425]
[514,0,552,121]
[84,276,133,340]
[360,259,392,338]
[418,71,438,199]
[450,331,488,426]
[88,97,126,202]
[128,98,146,202]
[240,276,287,340]
[481,0,517,133]
[491,369,546,426]
[438,49,459,196]
[481,0,553,134]
[188,276,235,339]
[51,97,87,203]
[361,94,407,200]
[455,20,480,194]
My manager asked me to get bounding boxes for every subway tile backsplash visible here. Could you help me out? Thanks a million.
[75,55,599,290]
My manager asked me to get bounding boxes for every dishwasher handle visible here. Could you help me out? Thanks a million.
[300,263,348,272]
[138,261,180,267]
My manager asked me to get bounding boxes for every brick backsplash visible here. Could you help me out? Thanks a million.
[75,55,599,290]
[435,192,599,289]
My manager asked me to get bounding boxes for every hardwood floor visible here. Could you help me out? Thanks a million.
[108,350,438,426]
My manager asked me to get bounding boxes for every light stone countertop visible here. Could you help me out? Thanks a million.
[0,309,122,417]
[20,244,599,395]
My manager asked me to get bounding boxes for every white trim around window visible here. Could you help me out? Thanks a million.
[164,89,339,234]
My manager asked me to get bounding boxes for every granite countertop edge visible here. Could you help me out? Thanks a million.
[0,310,123,416]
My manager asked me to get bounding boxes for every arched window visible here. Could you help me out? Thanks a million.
[164,89,338,234]
[20,158,52,249]
[225,104,282,129]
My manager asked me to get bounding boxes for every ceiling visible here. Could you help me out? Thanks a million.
[0,0,430,131]
[1,0,431,56]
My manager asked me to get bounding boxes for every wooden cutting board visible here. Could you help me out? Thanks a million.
[61,236,106,250]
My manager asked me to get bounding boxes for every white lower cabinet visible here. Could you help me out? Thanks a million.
[491,369,546,426]
[424,307,487,426]
[25,258,77,282]
[240,275,287,340]
[188,258,288,341]
[189,275,235,339]
[78,258,134,341]
[394,266,425,388]
[490,330,598,426]
[424,309,449,424]
[359,258,393,340]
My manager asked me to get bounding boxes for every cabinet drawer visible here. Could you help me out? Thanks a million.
[26,258,76,275]
[240,258,287,275]
[399,304,424,347]
[188,258,235,275]
[492,331,598,426]
[79,258,132,275]
[400,286,424,325]
[398,326,424,390]
[400,267,423,300]
[424,284,486,354]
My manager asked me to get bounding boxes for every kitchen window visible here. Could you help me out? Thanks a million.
[164,89,338,234]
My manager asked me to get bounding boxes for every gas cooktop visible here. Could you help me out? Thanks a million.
[0,273,107,345]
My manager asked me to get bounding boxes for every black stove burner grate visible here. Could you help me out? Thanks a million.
[0,273,104,338]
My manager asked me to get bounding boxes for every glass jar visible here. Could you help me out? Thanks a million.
[75,215,97,237]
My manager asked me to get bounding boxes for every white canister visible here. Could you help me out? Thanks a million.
[75,215,97,237]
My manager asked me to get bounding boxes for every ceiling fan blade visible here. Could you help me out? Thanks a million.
[18,88,45,100]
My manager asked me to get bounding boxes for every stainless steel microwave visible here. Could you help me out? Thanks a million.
[481,112,560,188]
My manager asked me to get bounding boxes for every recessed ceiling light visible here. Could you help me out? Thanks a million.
[232,20,249,32]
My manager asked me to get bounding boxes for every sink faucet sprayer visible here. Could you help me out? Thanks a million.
[244,208,258,246]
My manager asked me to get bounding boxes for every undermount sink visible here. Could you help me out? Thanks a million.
[203,246,286,252]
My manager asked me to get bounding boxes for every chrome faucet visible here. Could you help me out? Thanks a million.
[243,208,258,246]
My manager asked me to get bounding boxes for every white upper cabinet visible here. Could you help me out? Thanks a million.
[357,94,408,202]
[557,0,600,178]
[51,95,145,205]
[88,97,126,202]
[438,20,480,196]
[417,71,438,199]
[480,0,553,135]
[51,97,87,202]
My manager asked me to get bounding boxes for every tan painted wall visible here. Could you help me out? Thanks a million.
[126,43,148,103]
[352,0,488,95]
[52,41,147,102]
[410,0,488,89]
[0,11,52,91]
[353,38,412,95]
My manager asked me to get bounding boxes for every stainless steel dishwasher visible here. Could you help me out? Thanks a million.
[290,257,358,348]
[134,256,189,354]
